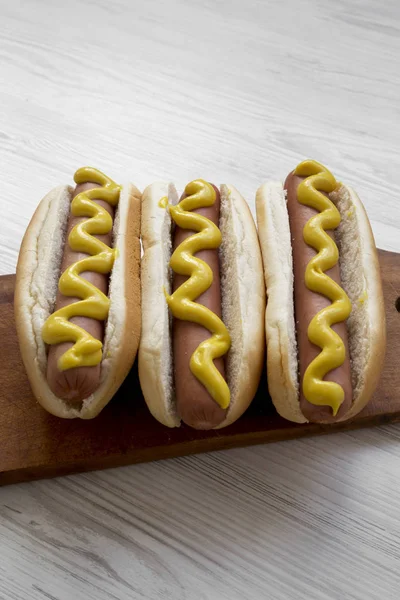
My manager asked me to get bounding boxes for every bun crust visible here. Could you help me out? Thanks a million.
[139,182,265,428]
[139,182,179,427]
[217,184,265,427]
[256,180,386,424]
[256,182,305,423]
[14,182,141,419]
[332,184,386,421]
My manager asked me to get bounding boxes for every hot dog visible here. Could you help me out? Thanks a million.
[285,171,353,423]
[256,159,386,424]
[139,179,265,430]
[46,181,108,405]
[172,185,227,429]
[15,167,141,419]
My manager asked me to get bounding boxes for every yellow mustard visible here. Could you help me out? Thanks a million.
[358,291,368,305]
[42,167,121,371]
[158,196,168,208]
[165,179,231,409]
[294,160,352,416]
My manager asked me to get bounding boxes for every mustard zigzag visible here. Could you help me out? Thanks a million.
[166,179,231,409]
[295,160,352,416]
[42,167,120,371]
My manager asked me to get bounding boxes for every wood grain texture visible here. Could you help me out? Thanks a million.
[1,0,400,598]
[0,249,398,487]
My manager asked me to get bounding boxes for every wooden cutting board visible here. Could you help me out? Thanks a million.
[1,249,399,486]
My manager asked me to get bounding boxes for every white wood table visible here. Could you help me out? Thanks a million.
[1,1,400,598]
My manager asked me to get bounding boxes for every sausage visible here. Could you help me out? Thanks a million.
[46,181,114,406]
[284,172,352,422]
[172,184,228,429]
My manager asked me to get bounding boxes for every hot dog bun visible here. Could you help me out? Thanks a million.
[14,180,141,419]
[256,178,386,424]
[139,182,265,429]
